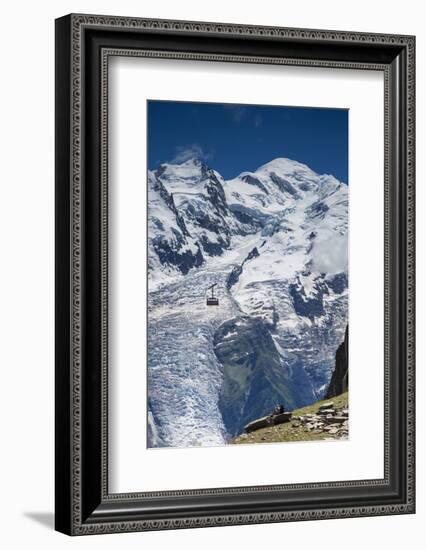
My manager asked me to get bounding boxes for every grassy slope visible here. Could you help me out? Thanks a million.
[232,392,348,445]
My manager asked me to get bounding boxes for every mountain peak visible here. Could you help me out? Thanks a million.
[178,157,203,167]
[255,157,317,177]
[153,158,209,183]
[158,157,204,171]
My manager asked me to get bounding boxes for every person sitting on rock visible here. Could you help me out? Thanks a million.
[273,404,285,415]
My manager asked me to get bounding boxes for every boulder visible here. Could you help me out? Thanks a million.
[318,408,335,416]
[325,416,340,424]
[318,402,335,411]
[300,414,315,423]
[244,411,292,433]
[328,416,347,424]
[244,415,273,433]
[273,412,292,425]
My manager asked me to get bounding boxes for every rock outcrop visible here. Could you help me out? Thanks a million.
[292,400,348,439]
[326,326,348,398]
[244,412,292,433]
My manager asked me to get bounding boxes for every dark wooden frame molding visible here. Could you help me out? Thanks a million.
[55,13,415,535]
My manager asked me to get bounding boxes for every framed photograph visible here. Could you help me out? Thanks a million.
[55,14,415,535]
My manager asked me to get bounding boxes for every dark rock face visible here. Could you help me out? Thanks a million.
[269,172,301,198]
[199,235,228,256]
[328,272,348,294]
[152,237,203,275]
[203,169,229,216]
[326,326,349,398]
[231,207,260,226]
[226,246,259,290]
[246,246,260,262]
[226,264,243,291]
[289,274,329,319]
[306,200,329,220]
[229,203,270,229]
[289,283,325,318]
[289,272,348,321]
[241,174,269,195]
[151,175,191,237]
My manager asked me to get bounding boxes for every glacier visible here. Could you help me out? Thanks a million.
[147,157,348,447]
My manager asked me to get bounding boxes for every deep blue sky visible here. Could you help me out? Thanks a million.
[148,100,348,182]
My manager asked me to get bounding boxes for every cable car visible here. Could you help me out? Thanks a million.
[206,283,219,306]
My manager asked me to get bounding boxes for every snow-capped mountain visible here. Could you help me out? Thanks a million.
[148,159,258,284]
[147,157,348,446]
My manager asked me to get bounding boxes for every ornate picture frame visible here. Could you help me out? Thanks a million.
[55,14,415,535]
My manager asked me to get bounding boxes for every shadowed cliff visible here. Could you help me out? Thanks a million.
[326,326,348,398]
